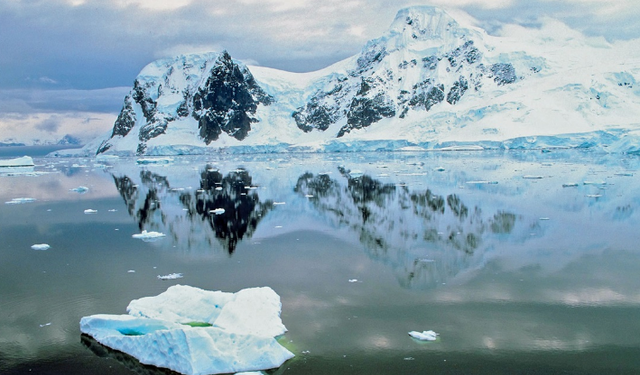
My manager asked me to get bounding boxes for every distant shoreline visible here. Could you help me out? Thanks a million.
[0,145,83,158]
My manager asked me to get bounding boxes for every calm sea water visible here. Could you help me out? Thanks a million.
[1,151,640,374]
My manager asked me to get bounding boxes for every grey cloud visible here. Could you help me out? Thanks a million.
[0,87,130,114]
[0,0,639,93]
[35,117,61,133]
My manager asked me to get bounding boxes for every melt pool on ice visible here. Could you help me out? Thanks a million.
[80,285,294,375]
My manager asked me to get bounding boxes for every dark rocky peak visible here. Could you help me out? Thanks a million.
[189,51,274,144]
[97,50,273,155]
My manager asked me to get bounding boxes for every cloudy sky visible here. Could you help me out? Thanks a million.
[1,0,639,144]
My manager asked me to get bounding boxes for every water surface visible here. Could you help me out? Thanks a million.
[1,151,639,374]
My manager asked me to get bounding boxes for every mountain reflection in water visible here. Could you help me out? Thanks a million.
[110,159,542,289]
[113,166,273,254]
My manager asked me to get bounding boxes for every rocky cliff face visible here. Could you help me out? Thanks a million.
[98,51,272,155]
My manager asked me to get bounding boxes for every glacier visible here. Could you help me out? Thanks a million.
[67,5,640,157]
[80,285,294,375]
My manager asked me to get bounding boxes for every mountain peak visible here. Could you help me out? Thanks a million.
[381,6,482,52]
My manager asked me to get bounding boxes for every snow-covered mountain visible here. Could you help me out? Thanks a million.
[88,6,640,156]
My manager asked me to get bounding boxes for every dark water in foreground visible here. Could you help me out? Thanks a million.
[1,151,640,374]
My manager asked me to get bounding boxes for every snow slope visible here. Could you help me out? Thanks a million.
[83,6,640,156]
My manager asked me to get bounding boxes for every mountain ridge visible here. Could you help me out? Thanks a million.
[80,5,640,156]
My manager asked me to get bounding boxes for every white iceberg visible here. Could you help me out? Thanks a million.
[0,156,34,167]
[84,209,98,214]
[5,197,36,204]
[157,273,183,280]
[136,157,174,165]
[80,285,294,375]
[31,244,50,251]
[132,230,166,241]
[71,186,89,193]
[209,208,226,215]
[408,330,438,341]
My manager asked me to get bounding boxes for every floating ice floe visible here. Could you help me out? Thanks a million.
[80,285,294,375]
[157,273,183,280]
[95,154,119,162]
[0,156,34,167]
[136,157,174,165]
[132,230,166,241]
[466,180,498,185]
[583,181,607,186]
[408,330,438,341]
[84,209,98,214]
[5,197,36,204]
[70,186,89,193]
[31,244,51,251]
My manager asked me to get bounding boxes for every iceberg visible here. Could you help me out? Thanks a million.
[0,156,34,167]
[80,285,294,375]
[136,157,174,165]
[408,330,438,341]
[5,197,36,204]
[31,244,50,251]
[84,209,98,214]
[157,273,183,280]
[70,186,89,193]
[132,230,166,241]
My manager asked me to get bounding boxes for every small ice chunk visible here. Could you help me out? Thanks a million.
[31,244,51,251]
[70,186,89,193]
[136,157,173,165]
[466,180,498,185]
[210,208,226,215]
[132,230,166,241]
[157,273,183,280]
[583,181,606,186]
[128,270,136,273]
[5,197,36,204]
[348,279,359,283]
[409,330,438,341]
[84,209,98,214]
